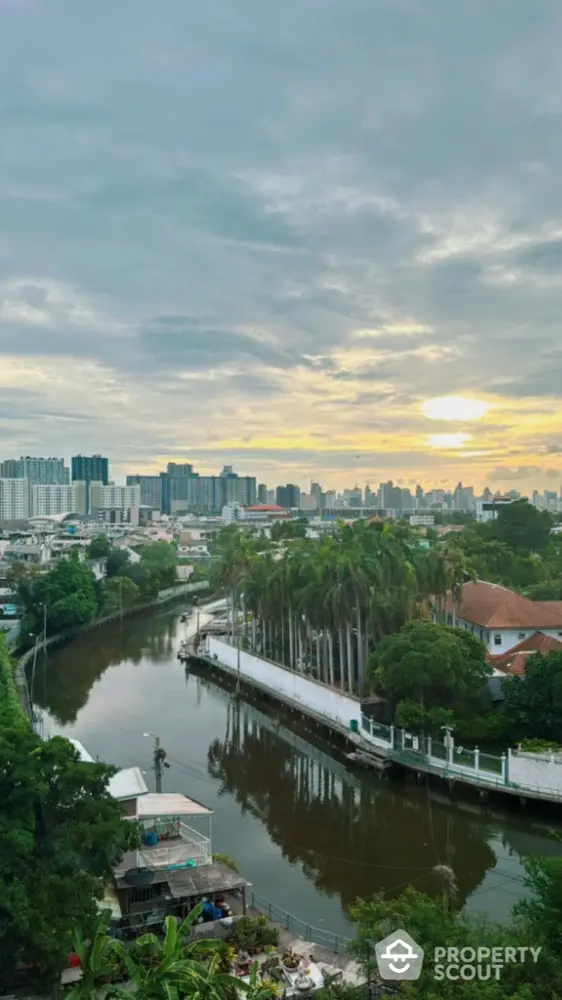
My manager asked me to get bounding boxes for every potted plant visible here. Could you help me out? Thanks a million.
[281,951,300,973]
[261,955,284,983]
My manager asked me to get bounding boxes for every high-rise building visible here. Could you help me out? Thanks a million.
[90,483,141,512]
[126,475,162,509]
[0,460,20,479]
[257,483,268,505]
[31,484,78,517]
[71,455,109,513]
[276,484,300,509]
[364,484,376,507]
[0,478,29,520]
[1,456,68,484]
[71,454,109,486]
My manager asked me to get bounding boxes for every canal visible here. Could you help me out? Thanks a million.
[29,604,562,938]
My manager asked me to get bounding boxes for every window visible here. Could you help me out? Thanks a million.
[494,634,502,646]
[479,629,484,640]
[518,632,526,640]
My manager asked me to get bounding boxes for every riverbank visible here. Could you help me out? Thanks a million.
[192,635,562,811]
[15,581,211,722]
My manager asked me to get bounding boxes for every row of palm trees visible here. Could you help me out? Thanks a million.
[211,521,474,695]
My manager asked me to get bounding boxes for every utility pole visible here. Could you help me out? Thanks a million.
[144,732,168,793]
[42,603,47,662]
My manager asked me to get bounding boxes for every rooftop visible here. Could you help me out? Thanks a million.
[448,581,562,630]
[490,631,562,677]
[245,504,285,512]
[133,792,213,817]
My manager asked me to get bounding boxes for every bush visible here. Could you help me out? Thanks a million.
[230,915,279,953]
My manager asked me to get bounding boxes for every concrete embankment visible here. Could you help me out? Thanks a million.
[192,636,562,810]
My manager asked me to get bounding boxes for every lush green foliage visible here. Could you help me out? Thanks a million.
[211,520,472,694]
[502,651,562,742]
[492,499,553,555]
[0,634,27,729]
[15,540,179,639]
[87,534,112,559]
[348,853,562,998]
[369,620,492,730]
[270,518,308,541]
[0,730,136,987]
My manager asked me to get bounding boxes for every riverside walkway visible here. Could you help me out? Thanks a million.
[193,635,562,808]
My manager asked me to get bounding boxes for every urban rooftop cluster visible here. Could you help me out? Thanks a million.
[1,453,562,524]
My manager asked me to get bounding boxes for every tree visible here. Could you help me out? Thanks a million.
[0,731,136,989]
[87,534,112,559]
[492,500,553,555]
[102,576,141,614]
[348,886,550,998]
[106,548,132,579]
[502,651,562,742]
[140,541,178,590]
[270,518,308,542]
[18,549,99,636]
[368,620,491,726]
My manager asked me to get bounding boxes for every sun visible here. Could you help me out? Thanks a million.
[421,396,489,421]
[427,433,473,449]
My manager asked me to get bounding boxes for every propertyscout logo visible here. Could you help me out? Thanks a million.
[375,930,542,983]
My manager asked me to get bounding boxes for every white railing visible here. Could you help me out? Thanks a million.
[136,821,212,871]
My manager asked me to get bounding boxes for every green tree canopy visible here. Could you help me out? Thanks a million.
[270,518,308,541]
[18,550,99,636]
[492,500,553,555]
[0,729,136,988]
[369,620,492,727]
[139,541,178,589]
[87,534,112,559]
[502,651,562,742]
[106,548,132,579]
[103,576,141,613]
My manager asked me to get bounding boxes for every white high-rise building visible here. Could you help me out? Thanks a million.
[0,478,30,519]
[31,484,78,517]
[90,484,141,510]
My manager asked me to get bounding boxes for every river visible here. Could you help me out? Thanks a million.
[28,604,562,938]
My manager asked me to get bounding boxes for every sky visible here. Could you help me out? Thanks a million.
[1,0,562,492]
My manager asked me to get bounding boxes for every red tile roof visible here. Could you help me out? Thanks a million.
[490,632,562,677]
[245,504,285,512]
[448,581,562,629]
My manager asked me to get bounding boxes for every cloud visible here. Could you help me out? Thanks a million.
[1,0,562,489]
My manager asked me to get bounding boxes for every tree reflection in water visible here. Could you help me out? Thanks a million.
[30,610,178,725]
[206,694,497,910]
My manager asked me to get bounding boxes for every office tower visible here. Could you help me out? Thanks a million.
[364,484,375,507]
[276,484,301,509]
[257,483,268,504]
[126,475,162,509]
[0,460,20,479]
[0,478,29,519]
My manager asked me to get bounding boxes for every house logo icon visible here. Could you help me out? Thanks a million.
[375,929,424,980]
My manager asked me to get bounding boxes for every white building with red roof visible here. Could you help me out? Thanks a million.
[444,580,562,672]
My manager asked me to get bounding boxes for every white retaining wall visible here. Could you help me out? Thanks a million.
[206,638,361,730]
[508,750,562,793]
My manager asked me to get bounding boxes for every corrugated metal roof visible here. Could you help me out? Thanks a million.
[107,767,148,800]
[134,792,213,817]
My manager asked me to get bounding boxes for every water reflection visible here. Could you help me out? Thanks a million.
[31,607,562,929]
[205,693,497,909]
[30,611,179,725]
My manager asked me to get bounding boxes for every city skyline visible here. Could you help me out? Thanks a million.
[1,2,562,490]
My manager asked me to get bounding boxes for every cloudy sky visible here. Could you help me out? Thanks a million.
[1,0,562,492]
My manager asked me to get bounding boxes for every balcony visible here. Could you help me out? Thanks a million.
[114,820,212,878]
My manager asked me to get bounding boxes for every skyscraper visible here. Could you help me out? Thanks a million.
[276,484,300,508]
[1,456,68,484]
[71,454,109,486]
[71,455,109,513]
